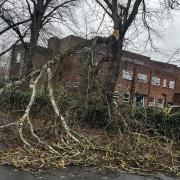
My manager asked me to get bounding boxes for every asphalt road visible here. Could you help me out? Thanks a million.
[0,166,179,180]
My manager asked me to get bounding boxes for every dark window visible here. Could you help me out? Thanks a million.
[123,92,130,102]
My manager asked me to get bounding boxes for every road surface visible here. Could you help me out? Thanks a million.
[0,166,179,180]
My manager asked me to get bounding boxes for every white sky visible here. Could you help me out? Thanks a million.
[143,10,180,65]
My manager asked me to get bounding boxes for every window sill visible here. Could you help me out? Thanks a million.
[122,78,132,81]
[138,81,147,84]
[151,84,160,87]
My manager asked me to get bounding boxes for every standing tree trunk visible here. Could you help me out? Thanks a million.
[96,0,143,103]
[24,0,45,78]
[105,36,123,102]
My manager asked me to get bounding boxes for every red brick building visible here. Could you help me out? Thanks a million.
[9,43,51,80]
[115,52,178,107]
[8,35,180,107]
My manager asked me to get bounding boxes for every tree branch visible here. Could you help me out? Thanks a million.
[123,0,142,36]
[96,0,112,18]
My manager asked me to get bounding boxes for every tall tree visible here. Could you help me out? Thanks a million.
[94,0,169,102]
[0,0,78,76]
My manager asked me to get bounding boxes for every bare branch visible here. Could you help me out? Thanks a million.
[96,0,112,18]
[123,0,143,35]
[47,67,80,143]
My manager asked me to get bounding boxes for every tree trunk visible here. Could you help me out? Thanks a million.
[104,40,123,103]
[24,13,43,79]
[104,17,123,103]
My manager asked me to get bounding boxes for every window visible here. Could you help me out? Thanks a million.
[16,52,22,63]
[163,79,167,87]
[123,92,130,102]
[149,97,156,106]
[151,76,160,86]
[138,73,147,83]
[167,102,173,106]
[113,91,119,99]
[65,82,71,88]
[113,91,119,102]
[122,70,133,80]
[168,81,175,89]
[157,99,164,108]
[163,79,175,89]
[136,94,144,106]
[72,81,80,88]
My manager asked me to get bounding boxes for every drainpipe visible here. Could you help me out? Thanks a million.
[147,69,152,106]
[162,94,167,107]
[173,67,177,105]
[130,63,136,105]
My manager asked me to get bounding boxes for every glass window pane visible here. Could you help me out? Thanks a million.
[138,73,147,83]
[151,76,160,86]
[149,97,155,106]
[122,70,133,80]
[163,79,167,87]
[168,81,175,89]
[157,99,164,108]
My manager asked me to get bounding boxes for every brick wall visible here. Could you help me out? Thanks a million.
[115,61,175,106]
[8,35,180,107]
[48,36,179,106]
[9,43,51,80]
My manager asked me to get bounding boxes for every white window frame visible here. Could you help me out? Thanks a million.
[113,91,119,100]
[163,79,167,87]
[65,82,71,88]
[137,73,147,83]
[16,52,22,63]
[149,97,156,107]
[72,81,80,88]
[157,99,164,108]
[151,76,160,86]
[168,81,175,89]
[122,70,133,81]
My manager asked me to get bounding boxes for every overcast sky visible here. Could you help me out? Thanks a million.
[147,11,180,65]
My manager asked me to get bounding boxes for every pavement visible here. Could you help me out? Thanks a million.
[0,166,179,180]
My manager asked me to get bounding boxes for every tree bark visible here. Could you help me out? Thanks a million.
[95,0,143,103]
[104,37,123,103]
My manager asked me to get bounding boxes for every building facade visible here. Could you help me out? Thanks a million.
[8,35,180,107]
[9,43,51,80]
[115,52,177,107]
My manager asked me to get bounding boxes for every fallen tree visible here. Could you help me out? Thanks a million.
[0,46,92,148]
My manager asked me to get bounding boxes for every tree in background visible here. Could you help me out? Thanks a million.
[93,0,174,103]
[0,0,78,76]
